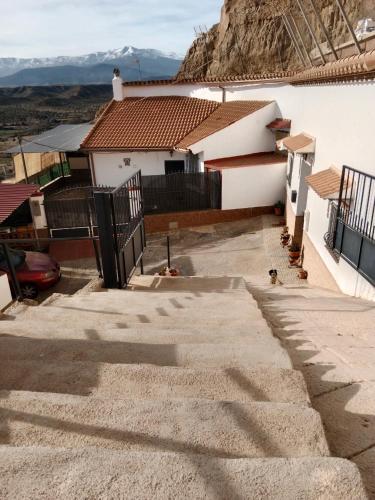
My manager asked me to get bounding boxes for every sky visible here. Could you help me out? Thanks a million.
[0,0,223,59]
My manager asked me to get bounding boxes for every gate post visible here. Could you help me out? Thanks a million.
[94,191,118,288]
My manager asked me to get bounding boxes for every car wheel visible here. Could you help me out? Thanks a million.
[20,283,39,300]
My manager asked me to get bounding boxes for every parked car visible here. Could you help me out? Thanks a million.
[0,247,61,299]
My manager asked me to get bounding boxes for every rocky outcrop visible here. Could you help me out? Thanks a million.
[178,0,375,78]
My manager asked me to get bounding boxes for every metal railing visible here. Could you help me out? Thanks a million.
[142,171,222,214]
[331,166,375,285]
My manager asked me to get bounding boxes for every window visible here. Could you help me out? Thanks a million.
[123,158,131,166]
[164,161,185,175]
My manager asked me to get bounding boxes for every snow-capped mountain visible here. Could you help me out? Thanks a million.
[0,46,183,78]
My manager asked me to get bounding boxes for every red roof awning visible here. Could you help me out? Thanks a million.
[267,118,291,131]
[0,184,40,224]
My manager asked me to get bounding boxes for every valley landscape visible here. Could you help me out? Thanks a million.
[0,46,182,155]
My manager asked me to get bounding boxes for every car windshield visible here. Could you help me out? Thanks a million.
[0,247,26,270]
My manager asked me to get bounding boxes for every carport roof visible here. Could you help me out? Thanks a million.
[0,183,40,224]
[6,123,93,154]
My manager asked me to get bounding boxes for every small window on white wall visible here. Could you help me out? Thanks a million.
[123,158,131,166]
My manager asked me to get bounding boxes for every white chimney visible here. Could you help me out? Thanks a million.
[112,68,123,101]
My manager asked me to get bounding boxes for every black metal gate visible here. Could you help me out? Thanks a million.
[333,165,375,285]
[94,170,146,289]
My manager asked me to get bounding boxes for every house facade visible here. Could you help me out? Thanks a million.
[83,54,375,300]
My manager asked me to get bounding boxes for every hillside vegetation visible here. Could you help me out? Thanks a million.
[0,85,112,152]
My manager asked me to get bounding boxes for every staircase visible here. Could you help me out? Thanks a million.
[0,276,367,499]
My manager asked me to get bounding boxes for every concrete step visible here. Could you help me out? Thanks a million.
[0,393,328,457]
[0,337,292,368]
[0,448,367,499]
[43,295,263,319]
[128,275,250,293]
[0,323,274,344]
[0,361,309,403]
[17,303,264,325]
[0,316,269,335]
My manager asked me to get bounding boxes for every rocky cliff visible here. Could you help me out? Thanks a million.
[178,0,375,78]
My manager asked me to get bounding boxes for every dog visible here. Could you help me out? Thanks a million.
[269,269,282,285]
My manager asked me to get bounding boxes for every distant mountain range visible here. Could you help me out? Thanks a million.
[0,46,183,87]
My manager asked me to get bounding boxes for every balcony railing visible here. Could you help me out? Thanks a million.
[327,165,375,285]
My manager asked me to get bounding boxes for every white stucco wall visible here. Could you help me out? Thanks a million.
[92,151,187,186]
[0,274,12,311]
[190,103,277,161]
[114,78,375,297]
[221,163,287,210]
[305,189,375,300]
[286,154,313,217]
[29,194,47,230]
[124,83,223,102]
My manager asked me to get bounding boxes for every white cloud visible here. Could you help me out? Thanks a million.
[0,0,223,58]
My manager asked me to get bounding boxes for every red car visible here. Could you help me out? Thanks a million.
[0,247,61,299]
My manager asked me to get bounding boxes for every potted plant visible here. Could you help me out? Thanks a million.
[274,201,285,216]
[280,227,291,247]
[298,269,308,280]
[288,243,301,260]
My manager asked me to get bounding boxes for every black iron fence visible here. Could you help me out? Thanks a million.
[44,186,109,238]
[327,165,375,285]
[142,171,221,214]
[44,171,222,238]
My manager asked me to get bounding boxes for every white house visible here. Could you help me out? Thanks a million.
[83,53,375,299]
[82,72,280,192]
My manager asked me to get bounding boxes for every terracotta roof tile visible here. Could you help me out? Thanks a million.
[0,183,40,224]
[306,167,343,198]
[177,101,272,149]
[82,97,271,151]
[267,118,291,131]
[82,96,220,150]
[122,72,297,87]
[289,49,375,85]
[205,152,287,170]
[278,133,315,153]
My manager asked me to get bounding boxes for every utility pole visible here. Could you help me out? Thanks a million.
[308,0,339,60]
[17,136,29,184]
[296,0,326,64]
[335,0,362,55]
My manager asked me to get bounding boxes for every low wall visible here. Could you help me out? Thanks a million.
[48,240,98,262]
[302,231,340,292]
[221,163,286,210]
[145,206,273,233]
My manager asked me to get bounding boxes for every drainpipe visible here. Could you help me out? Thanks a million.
[219,86,227,103]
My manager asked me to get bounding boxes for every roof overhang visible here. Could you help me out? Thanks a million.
[0,184,40,224]
[305,166,345,199]
[277,133,316,154]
